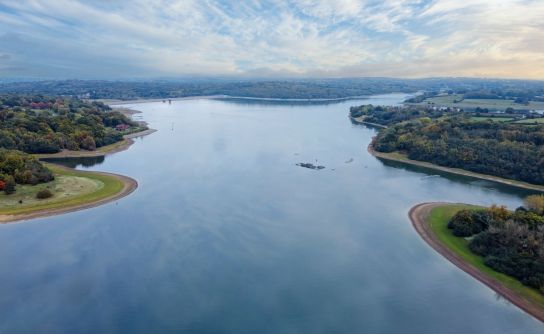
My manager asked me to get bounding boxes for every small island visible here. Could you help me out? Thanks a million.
[410,200,544,322]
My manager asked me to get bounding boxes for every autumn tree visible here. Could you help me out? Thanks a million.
[4,176,15,195]
[525,195,544,215]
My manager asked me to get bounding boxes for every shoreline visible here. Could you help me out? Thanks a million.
[0,165,137,224]
[367,138,544,192]
[350,116,388,128]
[409,202,544,322]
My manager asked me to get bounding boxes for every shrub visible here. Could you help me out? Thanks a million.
[448,208,501,237]
[448,209,476,237]
[4,176,15,195]
[525,195,544,215]
[36,189,53,199]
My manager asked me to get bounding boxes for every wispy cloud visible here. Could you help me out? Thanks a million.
[0,0,542,79]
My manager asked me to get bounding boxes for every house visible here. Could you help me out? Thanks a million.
[115,124,130,131]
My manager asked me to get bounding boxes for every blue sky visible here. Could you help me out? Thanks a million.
[0,0,543,79]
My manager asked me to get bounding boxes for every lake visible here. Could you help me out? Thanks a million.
[0,94,541,333]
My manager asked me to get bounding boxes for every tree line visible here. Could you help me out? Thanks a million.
[0,94,140,154]
[0,149,54,194]
[373,116,544,185]
[350,104,448,126]
[2,78,544,101]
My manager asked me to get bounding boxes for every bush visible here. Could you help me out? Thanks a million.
[36,189,53,199]
[4,176,15,195]
[525,195,544,215]
[447,208,497,237]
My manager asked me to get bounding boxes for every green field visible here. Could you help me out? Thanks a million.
[428,204,544,308]
[469,116,515,122]
[514,118,544,124]
[0,164,125,216]
[411,94,544,111]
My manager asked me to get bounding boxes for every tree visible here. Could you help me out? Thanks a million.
[525,195,544,215]
[80,136,96,151]
[4,176,15,195]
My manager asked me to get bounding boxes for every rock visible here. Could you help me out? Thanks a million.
[296,162,325,170]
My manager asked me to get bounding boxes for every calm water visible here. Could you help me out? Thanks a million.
[0,94,541,333]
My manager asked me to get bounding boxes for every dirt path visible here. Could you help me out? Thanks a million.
[0,168,137,224]
[410,202,544,323]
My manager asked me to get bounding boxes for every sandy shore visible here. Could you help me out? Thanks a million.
[367,138,544,192]
[0,168,137,224]
[410,202,544,322]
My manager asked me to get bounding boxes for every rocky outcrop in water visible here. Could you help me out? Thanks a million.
[296,163,325,170]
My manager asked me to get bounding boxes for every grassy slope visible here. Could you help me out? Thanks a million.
[0,164,124,216]
[428,205,544,308]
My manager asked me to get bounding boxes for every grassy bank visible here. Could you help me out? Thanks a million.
[427,204,544,308]
[0,163,133,220]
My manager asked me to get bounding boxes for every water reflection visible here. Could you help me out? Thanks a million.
[41,155,105,169]
[378,158,539,197]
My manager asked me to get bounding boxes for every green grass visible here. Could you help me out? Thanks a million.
[422,94,464,104]
[514,118,544,124]
[428,204,544,308]
[469,116,515,122]
[0,164,125,216]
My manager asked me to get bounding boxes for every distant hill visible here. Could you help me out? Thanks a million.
[1,78,544,101]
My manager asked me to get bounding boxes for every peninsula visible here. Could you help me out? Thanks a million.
[410,202,544,322]
[0,95,152,223]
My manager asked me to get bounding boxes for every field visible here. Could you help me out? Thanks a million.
[469,116,515,122]
[0,164,127,217]
[427,204,544,308]
[514,118,544,124]
[410,94,544,111]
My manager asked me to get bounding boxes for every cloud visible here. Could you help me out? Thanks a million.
[0,0,543,79]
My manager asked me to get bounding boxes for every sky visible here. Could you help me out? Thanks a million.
[0,0,543,80]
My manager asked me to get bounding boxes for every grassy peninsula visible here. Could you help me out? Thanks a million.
[411,203,544,322]
[0,163,136,223]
